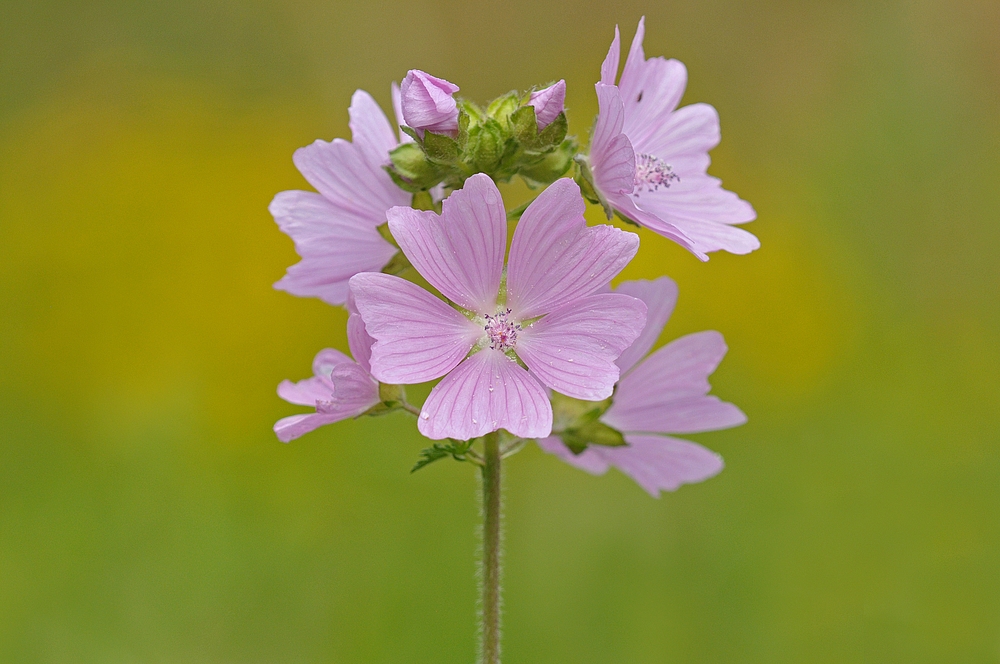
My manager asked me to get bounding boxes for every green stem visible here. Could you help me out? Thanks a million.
[480,432,502,664]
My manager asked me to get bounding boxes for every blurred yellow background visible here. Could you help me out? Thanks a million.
[2,0,999,661]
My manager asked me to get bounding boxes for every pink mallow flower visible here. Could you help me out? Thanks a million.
[538,276,747,496]
[528,80,566,130]
[350,174,647,441]
[399,70,460,137]
[273,296,380,442]
[271,88,410,305]
[590,17,758,260]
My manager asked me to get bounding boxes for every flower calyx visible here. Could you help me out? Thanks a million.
[550,391,626,455]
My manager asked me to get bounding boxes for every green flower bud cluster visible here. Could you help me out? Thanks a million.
[386,89,577,194]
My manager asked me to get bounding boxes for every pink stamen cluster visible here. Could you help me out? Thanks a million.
[632,153,679,196]
[484,308,521,352]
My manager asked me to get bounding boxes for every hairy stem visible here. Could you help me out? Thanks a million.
[480,432,502,664]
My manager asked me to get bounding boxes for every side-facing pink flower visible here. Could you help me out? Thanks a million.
[399,70,460,137]
[273,296,380,442]
[589,18,758,260]
[538,277,747,496]
[350,174,647,441]
[528,80,566,130]
[271,88,410,305]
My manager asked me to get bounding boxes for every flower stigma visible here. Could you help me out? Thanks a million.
[484,308,521,352]
[632,153,679,196]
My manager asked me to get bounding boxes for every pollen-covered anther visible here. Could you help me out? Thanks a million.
[484,308,521,352]
[632,153,680,195]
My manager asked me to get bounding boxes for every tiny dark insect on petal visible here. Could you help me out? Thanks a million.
[637,91,643,102]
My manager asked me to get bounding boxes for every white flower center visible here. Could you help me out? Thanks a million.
[632,153,679,196]
[484,309,521,352]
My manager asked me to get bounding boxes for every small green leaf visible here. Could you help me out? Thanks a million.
[411,440,474,473]
[411,190,435,211]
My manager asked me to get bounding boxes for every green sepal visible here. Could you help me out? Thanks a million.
[560,420,627,455]
[573,154,614,219]
[486,91,520,124]
[509,105,539,145]
[387,143,444,191]
[400,125,421,143]
[519,138,576,187]
[411,439,475,473]
[551,392,612,431]
[422,131,460,165]
[411,190,436,211]
[467,118,505,172]
[380,250,412,275]
[379,383,406,408]
[536,111,568,148]
[377,222,398,247]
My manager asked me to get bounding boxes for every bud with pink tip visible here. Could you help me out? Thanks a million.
[528,79,566,130]
[399,69,460,137]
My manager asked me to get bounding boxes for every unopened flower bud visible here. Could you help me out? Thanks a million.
[400,69,460,137]
[528,80,566,130]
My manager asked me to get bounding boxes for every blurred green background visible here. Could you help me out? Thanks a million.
[2,0,998,661]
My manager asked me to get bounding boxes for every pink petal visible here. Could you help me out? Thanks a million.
[418,349,553,440]
[517,293,646,400]
[274,413,343,443]
[528,80,566,130]
[591,84,635,197]
[277,376,334,407]
[621,57,689,150]
[348,89,399,169]
[536,436,611,475]
[506,179,639,320]
[600,434,724,496]
[607,191,699,257]
[292,138,409,224]
[604,331,747,434]
[390,81,413,145]
[346,294,375,375]
[638,102,717,174]
[600,25,621,85]
[349,273,481,384]
[271,190,398,305]
[400,70,460,135]
[612,277,678,375]
[537,434,724,496]
[276,348,350,406]
[618,16,648,101]
[387,174,505,314]
[325,362,380,414]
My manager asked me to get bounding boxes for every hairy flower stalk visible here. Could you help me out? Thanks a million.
[480,432,503,664]
[268,18,756,661]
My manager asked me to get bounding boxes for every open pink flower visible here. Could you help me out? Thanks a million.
[538,277,747,496]
[350,174,646,441]
[271,88,410,305]
[590,18,758,260]
[273,296,380,442]
[399,70,460,137]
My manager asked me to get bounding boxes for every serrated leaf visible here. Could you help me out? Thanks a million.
[411,440,474,473]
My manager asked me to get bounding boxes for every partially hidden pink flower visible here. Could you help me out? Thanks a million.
[399,70,460,137]
[590,17,758,260]
[274,296,380,442]
[528,80,566,130]
[271,88,410,305]
[350,174,647,441]
[538,277,747,496]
